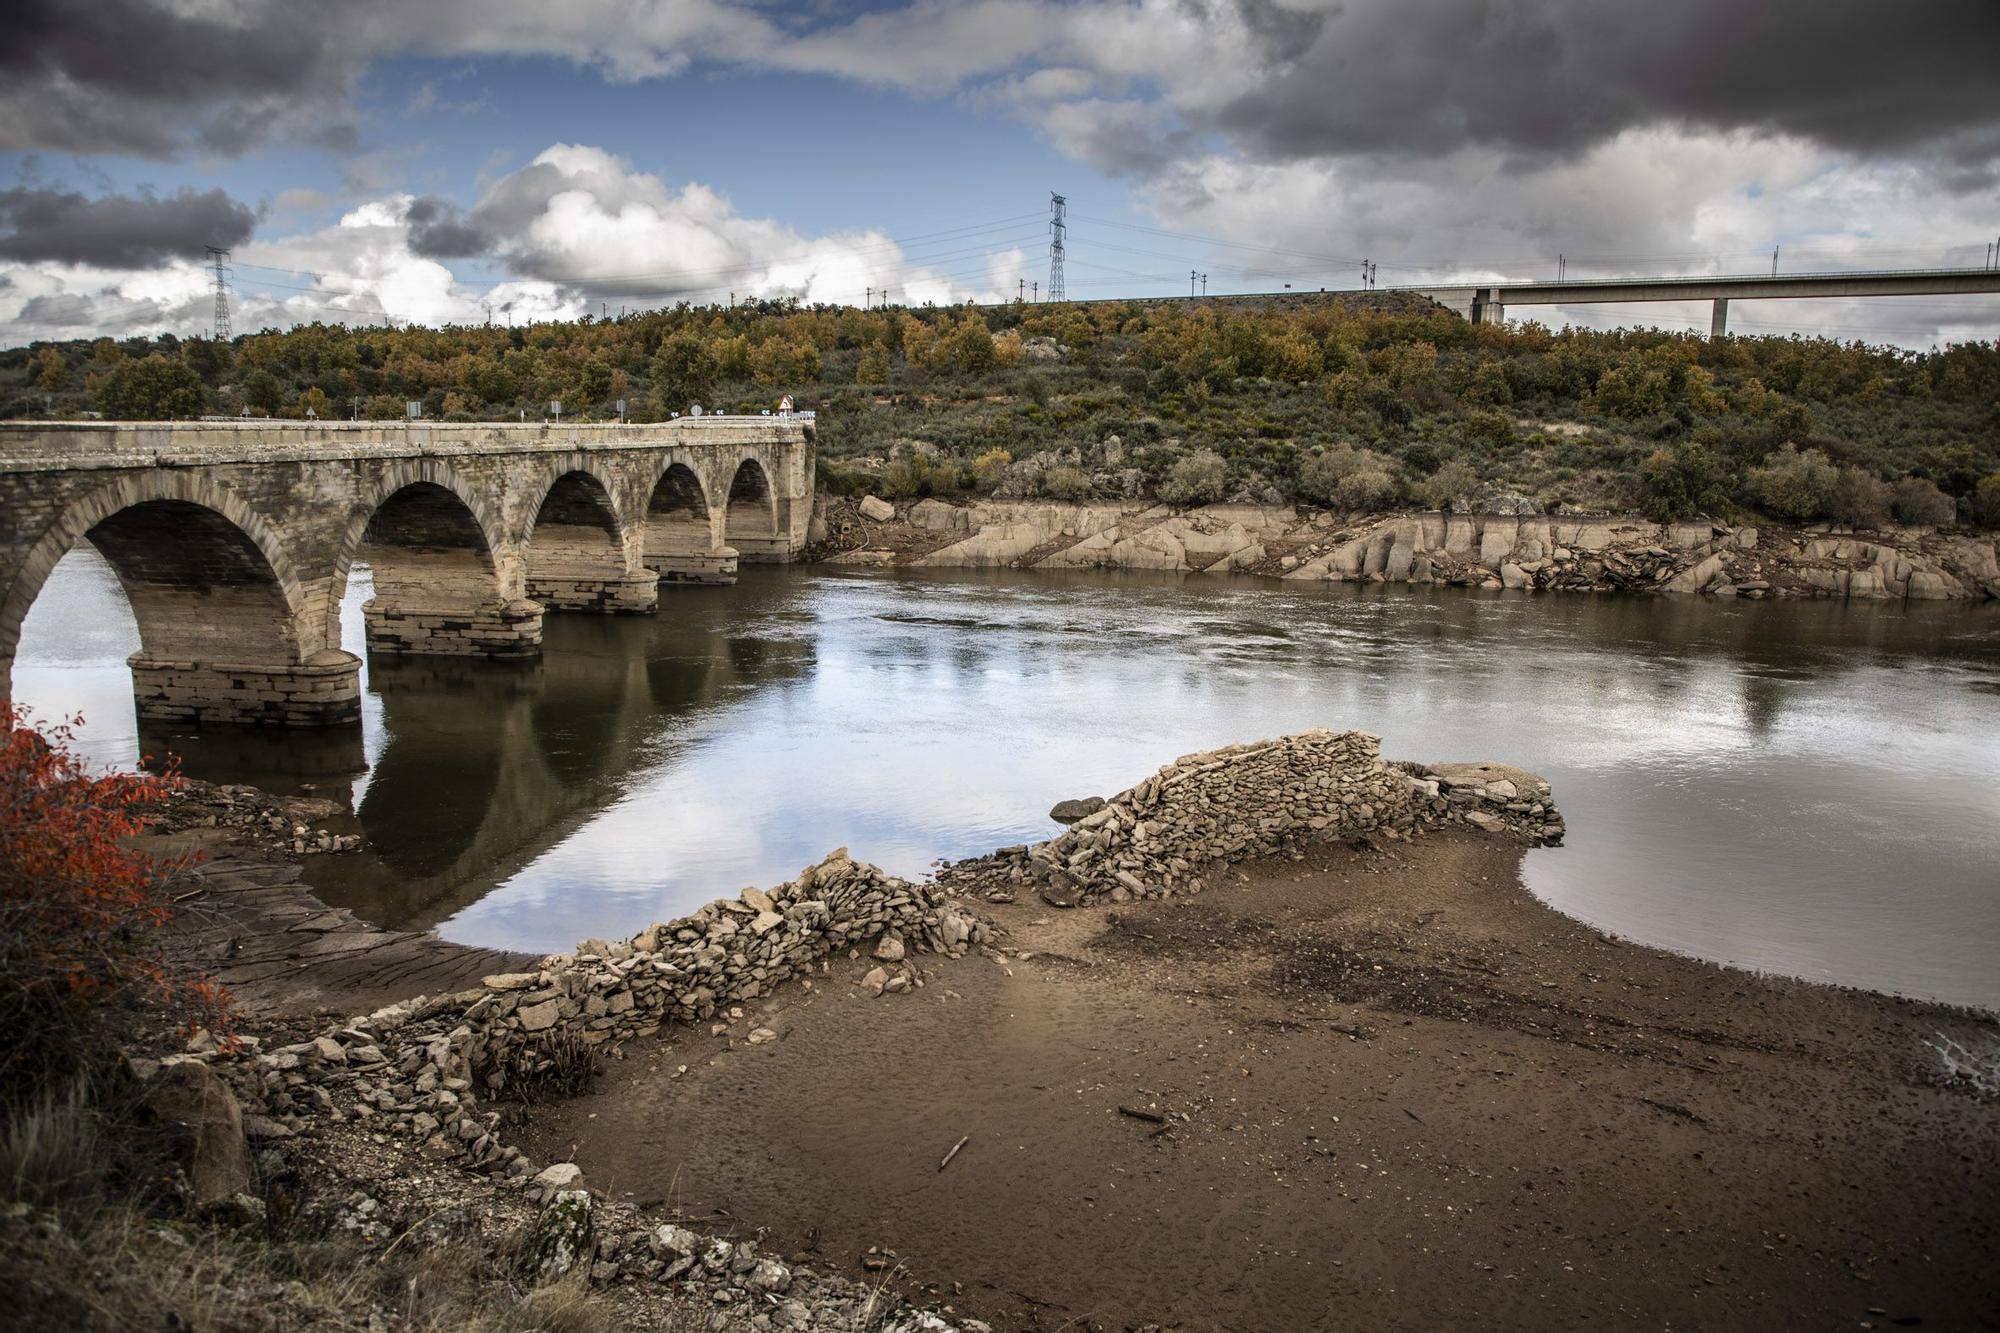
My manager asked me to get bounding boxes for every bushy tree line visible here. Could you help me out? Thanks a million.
[5,294,1997,525]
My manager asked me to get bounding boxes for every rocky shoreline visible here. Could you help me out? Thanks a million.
[815,495,2000,601]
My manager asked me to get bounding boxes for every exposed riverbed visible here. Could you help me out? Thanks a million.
[16,548,2000,1009]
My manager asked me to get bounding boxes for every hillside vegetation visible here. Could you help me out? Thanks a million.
[5,293,1997,525]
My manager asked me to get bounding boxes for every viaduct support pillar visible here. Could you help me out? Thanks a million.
[128,648,362,727]
[1709,298,1730,339]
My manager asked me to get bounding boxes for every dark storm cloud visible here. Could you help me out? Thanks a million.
[404,196,493,259]
[1212,0,2000,166]
[0,0,355,156]
[0,187,257,268]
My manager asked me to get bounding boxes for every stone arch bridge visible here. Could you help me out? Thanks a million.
[0,418,815,727]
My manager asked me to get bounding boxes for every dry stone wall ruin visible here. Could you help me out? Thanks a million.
[967,729,1564,905]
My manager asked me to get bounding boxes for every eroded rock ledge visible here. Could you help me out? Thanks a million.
[817,496,2000,601]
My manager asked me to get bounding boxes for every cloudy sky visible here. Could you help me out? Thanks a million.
[4,0,1998,349]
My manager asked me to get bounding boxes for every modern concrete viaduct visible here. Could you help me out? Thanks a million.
[0,417,816,728]
[1418,267,2000,335]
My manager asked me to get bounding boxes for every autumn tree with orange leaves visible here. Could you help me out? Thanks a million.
[0,706,224,1099]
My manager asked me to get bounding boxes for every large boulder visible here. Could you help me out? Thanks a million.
[1049,797,1107,824]
[859,495,895,522]
[525,1189,595,1282]
[142,1058,252,1205]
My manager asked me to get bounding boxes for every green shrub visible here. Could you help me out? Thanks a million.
[1635,440,1730,521]
[878,452,930,499]
[1827,468,1891,528]
[1975,472,2000,528]
[1416,459,1478,510]
[1746,444,1839,520]
[1297,443,1398,507]
[1157,448,1227,505]
[1041,466,1093,500]
[970,447,1012,490]
[1890,476,1955,525]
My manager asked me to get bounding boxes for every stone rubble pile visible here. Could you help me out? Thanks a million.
[158,780,363,855]
[160,846,990,1328]
[965,730,1563,905]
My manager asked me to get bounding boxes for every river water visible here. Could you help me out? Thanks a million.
[15,547,2000,1010]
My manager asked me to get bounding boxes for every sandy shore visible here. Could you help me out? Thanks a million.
[513,829,1998,1332]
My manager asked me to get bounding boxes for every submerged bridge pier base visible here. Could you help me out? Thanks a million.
[130,650,363,727]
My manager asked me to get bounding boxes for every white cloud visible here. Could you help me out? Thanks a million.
[1124,128,2000,347]
[0,147,1019,342]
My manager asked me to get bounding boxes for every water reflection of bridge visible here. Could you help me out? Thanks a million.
[265,611,814,934]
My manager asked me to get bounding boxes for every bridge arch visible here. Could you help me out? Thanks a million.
[333,460,539,660]
[525,467,657,613]
[723,456,783,561]
[644,459,734,584]
[331,461,509,624]
[1,472,357,725]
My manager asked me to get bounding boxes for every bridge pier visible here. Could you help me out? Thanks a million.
[524,469,660,614]
[648,541,740,585]
[522,570,659,614]
[1710,298,1730,339]
[363,597,544,658]
[129,648,361,727]
[644,461,737,584]
[722,457,795,563]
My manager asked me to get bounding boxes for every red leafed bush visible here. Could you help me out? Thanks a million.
[0,705,223,1095]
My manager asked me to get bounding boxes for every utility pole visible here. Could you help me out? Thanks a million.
[206,246,232,341]
[1200,272,1207,297]
[1032,281,1039,302]
[1018,278,1025,303]
[1190,268,1198,298]
[1048,192,1067,302]
[482,303,491,325]
[866,286,872,310]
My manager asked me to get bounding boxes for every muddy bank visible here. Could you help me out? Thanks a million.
[520,829,1999,1332]
[145,780,533,1021]
[814,495,2000,601]
[142,740,1998,1332]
